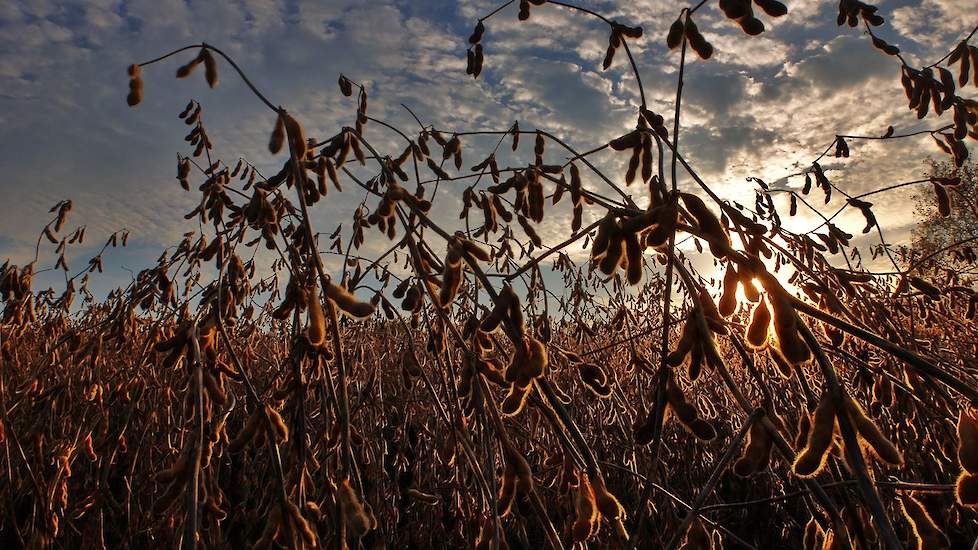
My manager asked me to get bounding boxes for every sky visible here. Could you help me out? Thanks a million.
[1,0,975,299]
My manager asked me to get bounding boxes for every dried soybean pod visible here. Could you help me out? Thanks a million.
[578,363,612,398]
[745,296,771,349]
[406,489,440,505]
[625,146,641,185]
[506,443,534,494]
[338,74,353,96]
[306,288,326,346]
[755,0,788,17]
[934,181,951,217]
[768,347,793,378]
[872,376,894,408]
[599,233,624,275]
[591,215,614,259]
[624,231,643,285]
[718,263,739,317]
[460,239,491,262]
[666,16,685,49]
[764,277,810,365]
[523,337,548,380]
[793,392,837,478]
[175,51,203,78]
[666,375,716,441]
[201,47,218,88]
[640,135,653,183]
[666,318,697,367]
[127,64,144,106]
[646,199,678,248]
[269,115,285,155]
[282,113,307,159]
[609,131,641,151]
[324,280,375,318]
[202,370,226,405]
[685,17,714,60]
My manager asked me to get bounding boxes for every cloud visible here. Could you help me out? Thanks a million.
[0,0,967,293]
[892,0,978,53]
[784,34,896,93]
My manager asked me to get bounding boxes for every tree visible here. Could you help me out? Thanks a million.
[909,160,978,281]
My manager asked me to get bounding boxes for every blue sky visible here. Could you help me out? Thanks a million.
[1,0,975,297]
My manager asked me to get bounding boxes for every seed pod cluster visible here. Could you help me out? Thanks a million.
[754,271,811,365]
[571,471,599,543]
[665,14,713,59]
[602,22,642,70]
[458,354,506,418]
[480,284,523,336]
[681,193,731,258]
[634,370,716,443]
[500,336,548,416]
[577,362,612,398]
[837,0,884,28]
[842,394,902,466]
[590,473,629,539]
[590,214,644,284]
[733,410,776,477]
[174,46,218,89]
[338,74,353,96]
[718,0,786,36]
[792,392,838,478]
[497,441,535,517]
[793,391,901,478]
[338,477,378,537]
[465,43,485,79]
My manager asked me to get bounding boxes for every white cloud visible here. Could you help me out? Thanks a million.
[0,0,969,289]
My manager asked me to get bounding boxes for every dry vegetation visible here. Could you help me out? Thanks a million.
[3,0,978,548]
